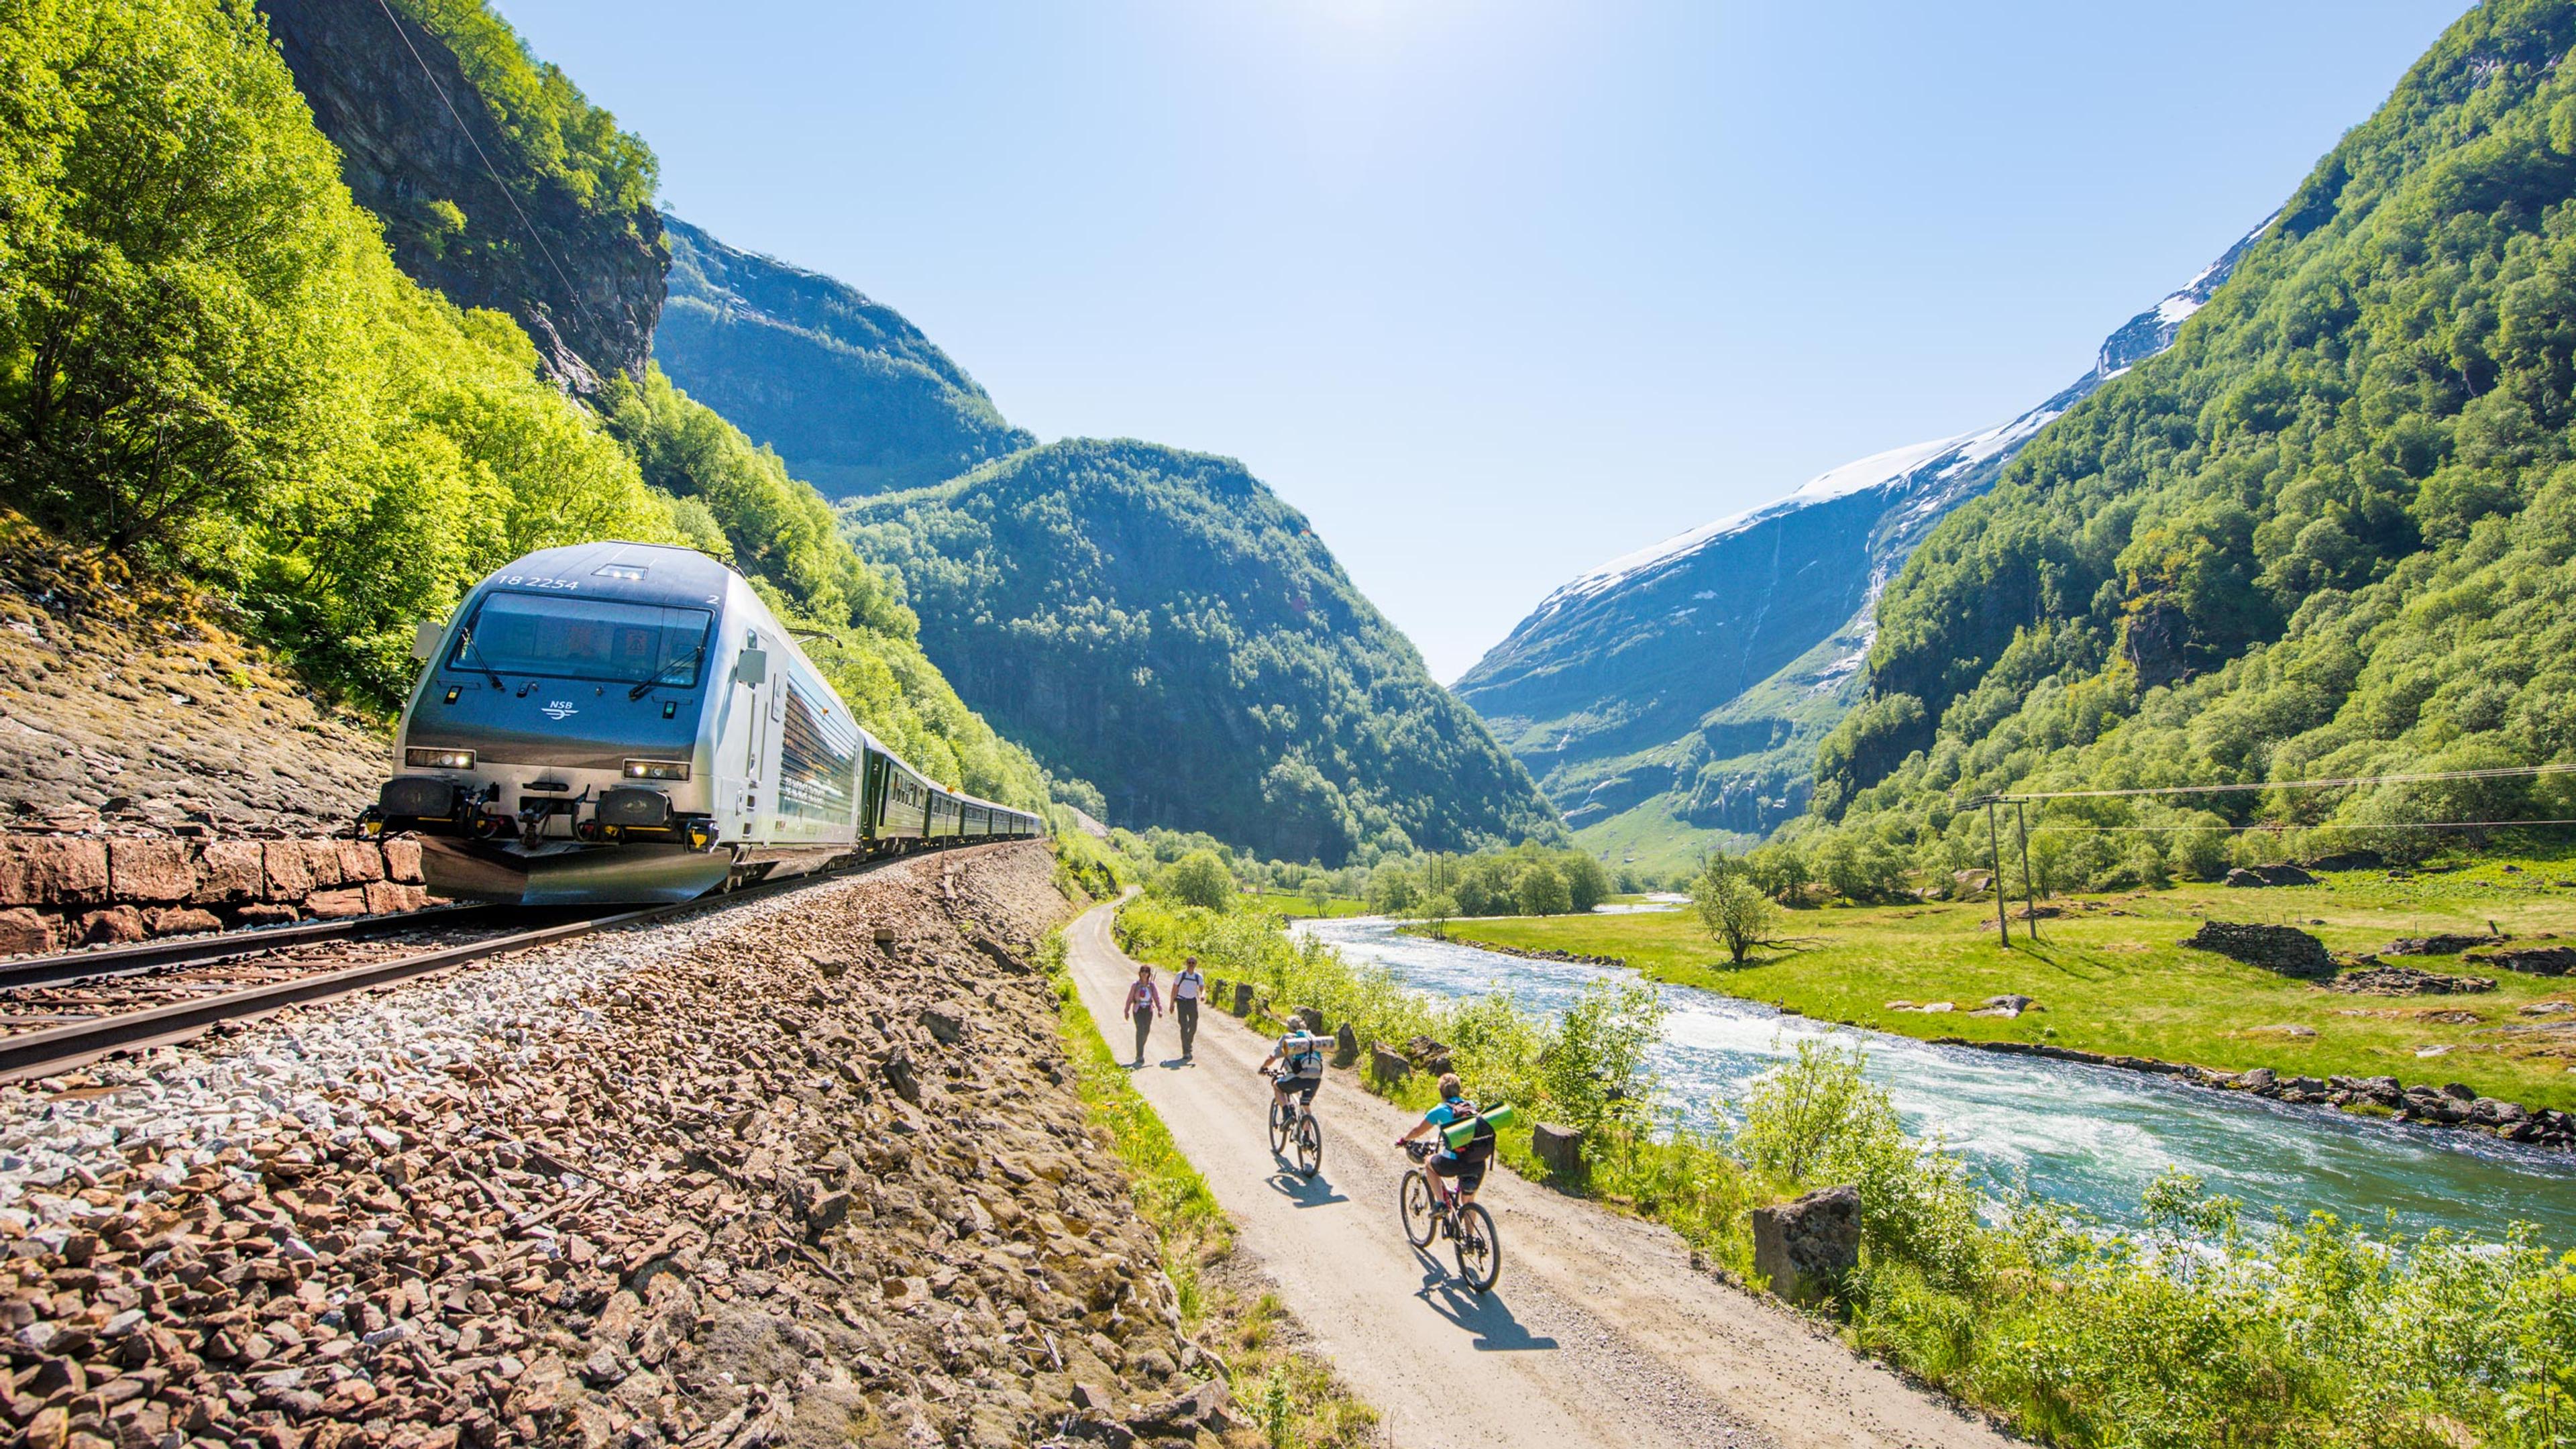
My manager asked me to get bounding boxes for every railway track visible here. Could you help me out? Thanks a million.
[0,858,893,1084]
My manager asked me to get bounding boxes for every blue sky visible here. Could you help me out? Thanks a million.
[501,0,2466,682]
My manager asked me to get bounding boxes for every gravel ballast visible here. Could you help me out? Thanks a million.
[0,843,1233,1448]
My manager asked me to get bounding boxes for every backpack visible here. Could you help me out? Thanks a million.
[1442,1098,1497,1164]
[1283,1036,1324,1077]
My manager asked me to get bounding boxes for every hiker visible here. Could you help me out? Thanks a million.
[1173,956,1205,1062]
[1122,963,1163,1067]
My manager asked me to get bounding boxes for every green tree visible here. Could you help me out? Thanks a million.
[1558,851,1611,912]
[0,0,368,554]
[1157,849,1236,911]
[1516,862,1572,916]
[1300,874,1332,914]
[1535,979,1666,1137]
[1692,852,1782,965]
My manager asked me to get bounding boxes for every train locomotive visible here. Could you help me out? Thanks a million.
[362,541,1042,905]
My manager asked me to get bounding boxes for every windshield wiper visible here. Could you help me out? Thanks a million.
[455,630,504,689]
[629,643,706,701]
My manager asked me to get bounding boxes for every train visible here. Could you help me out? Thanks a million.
[361,540,1043,905]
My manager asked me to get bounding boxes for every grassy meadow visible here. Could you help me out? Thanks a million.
[1426,857,2576,1113]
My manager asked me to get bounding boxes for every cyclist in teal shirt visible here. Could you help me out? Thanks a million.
[1397,1073,1494,1209]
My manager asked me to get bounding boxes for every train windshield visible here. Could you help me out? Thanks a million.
[452,592,713,687]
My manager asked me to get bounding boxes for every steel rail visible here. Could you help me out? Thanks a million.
[0,859,888,1085]
[0,904,506,991]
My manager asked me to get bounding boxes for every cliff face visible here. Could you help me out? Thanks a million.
[657,217,1032,496]
[258,0,663,392]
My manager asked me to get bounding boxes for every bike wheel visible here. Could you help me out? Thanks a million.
[1294,1115,1323,1178]
[1268,1101,1289,1155]
[1452,1203,1502,1293]
[1399,1172,1437,1247]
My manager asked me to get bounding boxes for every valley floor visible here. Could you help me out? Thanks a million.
[1061,901,2010,1449]
[1428,860,2576,1114]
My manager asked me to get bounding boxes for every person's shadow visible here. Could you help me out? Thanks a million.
[1411,1247,1557,1350]
[1265,1169,1349,1207]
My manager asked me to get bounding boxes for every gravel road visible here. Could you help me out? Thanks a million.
[1065,901,2015,1449]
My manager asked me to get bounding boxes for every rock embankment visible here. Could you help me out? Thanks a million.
[0,842,1230,1448]
[0,835,431,954]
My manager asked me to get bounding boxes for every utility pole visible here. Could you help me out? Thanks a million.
[1986,798,2010,949]
[2017,800,2039,943]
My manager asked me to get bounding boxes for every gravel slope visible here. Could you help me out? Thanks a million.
[1064,901,2015,1449]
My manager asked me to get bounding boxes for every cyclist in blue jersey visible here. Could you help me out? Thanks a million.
[1396,1073,1494,1211]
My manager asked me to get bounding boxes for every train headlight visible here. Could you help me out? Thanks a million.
[623,759,692,781]
[405,747,476,771]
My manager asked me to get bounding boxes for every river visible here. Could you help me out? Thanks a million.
[1291,915,2576,1243]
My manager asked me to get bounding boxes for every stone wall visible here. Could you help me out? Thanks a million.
[0,834,431,953]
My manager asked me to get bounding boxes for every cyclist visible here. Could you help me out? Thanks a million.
[1256,1024,1328,1122]
[1397,1073,1494,1213]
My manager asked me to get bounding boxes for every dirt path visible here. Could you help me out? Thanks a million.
[1064,901,2014,1449]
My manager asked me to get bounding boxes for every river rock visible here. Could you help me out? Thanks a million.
[2183,920,2336,979]
[1750,1183,1860,1305]
[1969,994,2037,1018]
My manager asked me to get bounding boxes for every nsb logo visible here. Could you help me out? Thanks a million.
[540,700,580,721]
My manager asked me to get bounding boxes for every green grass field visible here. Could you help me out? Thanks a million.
[1426,859,2576,1112]
[1249,887,1369,920]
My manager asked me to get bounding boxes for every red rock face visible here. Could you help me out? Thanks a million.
[261,843,315,902]
[107,839,194,903]
[189,842,264,904]
[0,908,52,955]
[0,839,109,908]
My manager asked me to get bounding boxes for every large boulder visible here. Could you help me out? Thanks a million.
[1401,1035,1454,1076]
[1368,1043,1411,1087]
[2223,863,2316,888]
[1332,1022,1359,1068]
[2182,921,2336,979]
[1750,1184,1861,1305]
[1532,1122,1583,1180]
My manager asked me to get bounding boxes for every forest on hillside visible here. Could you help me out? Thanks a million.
[846,439,1561,863]
[0,0,1042,807]
[1801,0,2576,889]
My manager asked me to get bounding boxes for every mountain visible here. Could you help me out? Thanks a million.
[1454,227,2263,873]
[1812,0,2576,879]
[656,216,1033,496]
[846,440,1559,863]
[258,0,662,394]
[643,219,1558,860]
[178,0,1050,806]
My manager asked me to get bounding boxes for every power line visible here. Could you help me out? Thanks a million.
[366,0,592,341]
[1978,760,2576,806]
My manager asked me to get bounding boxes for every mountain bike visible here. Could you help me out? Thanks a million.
[1399,1142,1501,1293]
[1261,1069,1324,1178]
